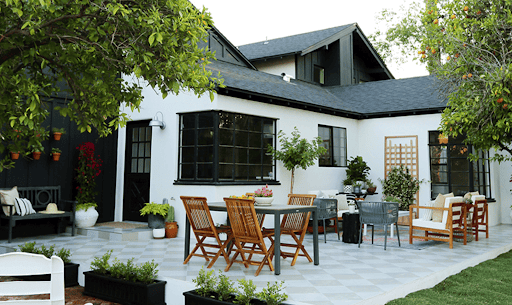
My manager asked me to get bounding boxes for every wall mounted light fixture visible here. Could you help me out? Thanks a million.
[149,111,166,130]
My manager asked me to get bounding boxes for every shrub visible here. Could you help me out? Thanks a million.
[380,165,422,211]
[17,242,71,263]
[90,250,159,284]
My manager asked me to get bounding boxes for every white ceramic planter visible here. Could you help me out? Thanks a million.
[343,185,353,193]
[153,228,165,239]
[75,207,99,228]
[349,205,356,213]
[254,197,274,205]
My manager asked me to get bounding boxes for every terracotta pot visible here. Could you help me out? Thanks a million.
[53,132,62,140]
[32,151,42,160]
[367,187,377,194]
[52,153,61,161]
[165,221,178,238]
[10,152,20,160]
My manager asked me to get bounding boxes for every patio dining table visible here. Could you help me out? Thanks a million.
[183,201,319,275]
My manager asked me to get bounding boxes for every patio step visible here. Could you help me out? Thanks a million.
[70,221,153,241]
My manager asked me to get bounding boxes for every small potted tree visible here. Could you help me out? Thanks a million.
[345,156,371,188]
[164,205,178,238]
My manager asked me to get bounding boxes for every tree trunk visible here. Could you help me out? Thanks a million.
[290,168,295,194]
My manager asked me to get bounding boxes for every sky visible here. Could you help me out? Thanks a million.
[189,0,429,79]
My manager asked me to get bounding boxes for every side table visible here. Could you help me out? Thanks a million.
[342,212,362,244]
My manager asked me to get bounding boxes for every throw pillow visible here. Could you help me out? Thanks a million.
[335,194,349,210]
[22,198,37,214]
[15,197,27,216]
[464,191,480,200]
[432,193,446,222]
[422,200,434,221]
[0,186,19,216]
[443,192,454,198]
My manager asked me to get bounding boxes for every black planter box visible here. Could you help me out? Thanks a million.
[84,271,166,305]
[15,262,79,287]
[184,290,267,305]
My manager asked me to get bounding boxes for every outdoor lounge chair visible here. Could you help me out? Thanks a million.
[357,201,400,250]
[223,197,275,276]
[409,196,467,249]
[181,196,233,268]
[279,194,316,266]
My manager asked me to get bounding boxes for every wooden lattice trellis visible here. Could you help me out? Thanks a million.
[384,136,419,217]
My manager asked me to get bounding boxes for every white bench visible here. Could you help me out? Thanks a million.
[409,196,467,249]
[0,252,65,304]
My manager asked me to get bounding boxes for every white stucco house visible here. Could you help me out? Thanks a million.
[113,23,512,237]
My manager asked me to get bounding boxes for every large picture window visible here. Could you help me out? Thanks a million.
[318,125,347,167]
[429,131,491,199]
[177,111,276,184]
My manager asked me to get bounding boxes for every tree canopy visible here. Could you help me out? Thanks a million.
[0,0,221,171]
[371,0,512,162]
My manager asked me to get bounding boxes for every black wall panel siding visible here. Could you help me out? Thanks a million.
[0,97,118,223]
[339,34,353,86]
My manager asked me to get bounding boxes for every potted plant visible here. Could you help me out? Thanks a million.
[16,242,79,287]
[348,201,357,213]
[165,205,178,238]
[84,250,166,305]
[353,182,362,194]
[140,202,170,229]
[10,151,20,160]
[50,147,61,161]
[184,267,289,305]
[267,127,327,193]
[52,127,66,140]
[75,142,102,228]
[380,165,422,211]
[31,144,44,160]
[343,177,353,193]
[254,185,274,205]
[345,156,371,185]
[366,180,377,194]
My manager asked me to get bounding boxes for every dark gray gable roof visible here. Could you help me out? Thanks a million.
[326,77,447,115]
[208,61,446,118]
[238,24,354,60]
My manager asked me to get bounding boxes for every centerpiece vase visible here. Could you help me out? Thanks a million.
[254,197,274,205]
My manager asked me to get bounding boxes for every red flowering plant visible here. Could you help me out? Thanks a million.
[254,185,273,197]
[75,142,103,211]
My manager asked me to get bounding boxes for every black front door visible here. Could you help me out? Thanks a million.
[123,121,151,222]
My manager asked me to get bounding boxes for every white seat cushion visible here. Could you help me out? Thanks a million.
[412,219,448,230]
[337,209,350,217]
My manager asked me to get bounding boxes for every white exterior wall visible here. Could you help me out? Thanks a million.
[115,88,358,236]
[253,55,296,78]
[116,86,512,236]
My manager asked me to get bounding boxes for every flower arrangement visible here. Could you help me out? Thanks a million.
[254,185,273,197]
[75,142,103,211]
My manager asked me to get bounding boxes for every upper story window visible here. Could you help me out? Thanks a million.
[314,65,325,85]
[177,111,276,184]
[318,125,347,167]
[428,131,491,199]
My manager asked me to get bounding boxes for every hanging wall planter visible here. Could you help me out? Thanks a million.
[10,152,20,160]
[53,132,62,140]
[32,151,42,160]
[51,153,61,161]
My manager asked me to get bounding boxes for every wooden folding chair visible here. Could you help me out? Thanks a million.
[181,196,233,268]
[224,197,275,276]
[471,199,489,241]
[279,194,316,266]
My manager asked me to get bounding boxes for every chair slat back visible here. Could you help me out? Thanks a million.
[357,202,399,225]
[181,196,215,232]
[224,198,263,243]
[282,194,316,230]
[0,252,64,304]
[450,202,466,229]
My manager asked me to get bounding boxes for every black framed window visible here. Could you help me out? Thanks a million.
[177,111,276,184]
[318,125,347,167]
[429,131,491,199]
